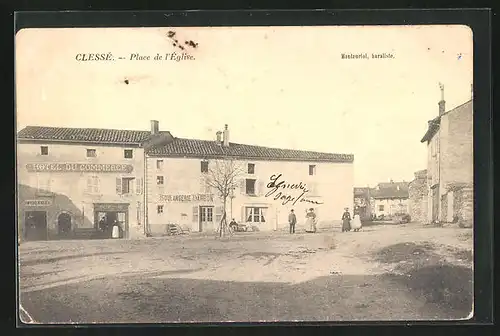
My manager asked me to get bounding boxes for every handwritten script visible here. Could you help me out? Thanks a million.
[265,174,323,206]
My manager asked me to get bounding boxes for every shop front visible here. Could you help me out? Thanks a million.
[93,203,129,239]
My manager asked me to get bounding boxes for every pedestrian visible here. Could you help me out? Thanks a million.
[342,207,351,232]
[288,209,297,234]
[305,208,317,233]
[351,213,362,232]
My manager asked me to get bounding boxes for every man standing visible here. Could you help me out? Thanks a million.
[288,209,297,234]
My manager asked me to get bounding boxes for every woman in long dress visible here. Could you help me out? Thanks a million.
[351,214,362,232]
[342,208,351,232]
[305,208,317,233]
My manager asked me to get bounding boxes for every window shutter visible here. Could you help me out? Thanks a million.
[87,177,93,193]
[215,206,223,222]
[258,180,265,196]
[240,179,246,195]
[136,178,142,195]
[192,206,199,223]
[241,206,246,222]
[116,177,122,194]
[93,177,99,193]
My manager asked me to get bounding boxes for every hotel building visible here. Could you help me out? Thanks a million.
[17,121,354,240]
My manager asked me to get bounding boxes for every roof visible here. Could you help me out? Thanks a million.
[16,125,353,163]
[354,187,371,197]
[17,126,171,145]
[420,100,472,143]
[371,181,409,199]
[147,137,354,163]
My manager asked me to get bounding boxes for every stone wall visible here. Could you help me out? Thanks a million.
[457,187,474,228]
[408,170,428,223]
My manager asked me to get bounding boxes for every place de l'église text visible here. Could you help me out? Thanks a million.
[75,52,195,62]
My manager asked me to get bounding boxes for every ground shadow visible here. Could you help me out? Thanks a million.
[21,271,473,324]
[20,251,126,266]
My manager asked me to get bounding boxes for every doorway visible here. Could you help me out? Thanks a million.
[57,213,72,237]
[95,211,126,238]
[199,206,214,232]
[24,211,47,241]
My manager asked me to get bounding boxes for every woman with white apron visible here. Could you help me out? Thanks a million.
[351,214,362,232]
[305,208,317,233]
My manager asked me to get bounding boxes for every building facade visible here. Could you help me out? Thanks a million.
[145,125,354,234]
[370,181,410,218]
[16,123,173,241]
[17,122,355,240]
[420,96,473,226]
[408,169,428,223]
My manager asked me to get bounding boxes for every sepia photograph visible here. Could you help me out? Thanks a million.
[16,24,474,323]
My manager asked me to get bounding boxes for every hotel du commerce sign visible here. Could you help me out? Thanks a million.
[25,163,134,173]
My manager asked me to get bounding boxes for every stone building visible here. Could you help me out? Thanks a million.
[17,121,355,240]
[370,181,410,218]
[145,123,354,234]
[408,169,428,223]
[420,86,473,227]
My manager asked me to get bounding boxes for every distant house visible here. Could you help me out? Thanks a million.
[408,169,428,223]
[420,88,473,226]
[353,187,372,220]
[370,180,410,218]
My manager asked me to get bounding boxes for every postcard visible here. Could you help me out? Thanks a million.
[16,24,474,324]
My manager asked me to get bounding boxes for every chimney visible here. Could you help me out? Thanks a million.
[216,131,222,142]
[438,82,446,115]
[222,124,229,147]
[150,120,159,135]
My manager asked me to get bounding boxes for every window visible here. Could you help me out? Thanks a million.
[245,207,267,223]
[37,177,51,193]
[86,176,99,193]
[86,149,97,158]
[201,161,209,173]
[124,149,133,159]
[118,177,135,194]
[40,146,48,155]
[245,178,256,195]
[378,205,385,211]
[156,176,164,185]
[248,163,255,174]
[156,159,164,170]
[157,205,164,214]
[309,165,316,176]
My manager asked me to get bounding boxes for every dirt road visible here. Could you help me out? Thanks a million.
[18,223,473,323]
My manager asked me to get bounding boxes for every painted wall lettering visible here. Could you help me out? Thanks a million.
[26,163,134,173]
[265,173,323,206]
[159,194,215,203]
[24,199,53,207]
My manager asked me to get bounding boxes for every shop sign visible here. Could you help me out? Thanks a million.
[26,163,134,173]
[159,194,215,203]
[25,199,52,207]
[94,203,129,212]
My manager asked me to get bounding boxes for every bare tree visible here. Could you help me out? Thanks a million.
[204,158,244,238]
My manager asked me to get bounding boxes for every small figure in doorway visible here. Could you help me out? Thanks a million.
[342,207,351,232]
[288,209,297,234]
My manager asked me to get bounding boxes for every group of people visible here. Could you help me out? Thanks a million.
[287,207,362,234]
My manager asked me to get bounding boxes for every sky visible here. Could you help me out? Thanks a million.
[15,25,473,187]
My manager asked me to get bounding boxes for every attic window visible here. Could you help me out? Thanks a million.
[40,146,48,155]
[124,149,133,159]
